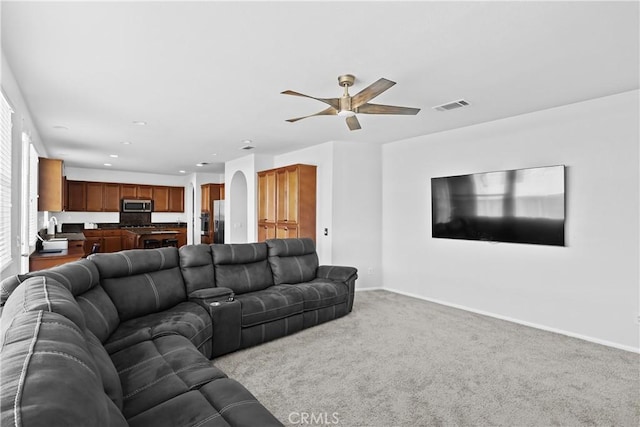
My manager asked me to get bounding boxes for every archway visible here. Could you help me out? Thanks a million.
[229,170,248,243]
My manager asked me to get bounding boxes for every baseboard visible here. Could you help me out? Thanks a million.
[383,287,640,354]
[355,287,385,292]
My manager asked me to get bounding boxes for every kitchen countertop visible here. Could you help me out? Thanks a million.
[51,232,86,241]
[123,229,180,235]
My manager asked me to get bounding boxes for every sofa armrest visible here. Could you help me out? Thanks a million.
[189,287,235,303]
[317,265,358,282]
[188,287,241,358]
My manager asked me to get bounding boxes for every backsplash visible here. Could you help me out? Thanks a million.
[49,211,188,227]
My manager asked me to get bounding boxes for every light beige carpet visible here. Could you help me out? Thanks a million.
[214,290,640,427]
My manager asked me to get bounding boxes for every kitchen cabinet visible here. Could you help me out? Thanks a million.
[103,183,121,211]
[85,182,104,211]
[257,171,276,223]
[137,185,153,199]
[66,181,86,211]
[65,181,183,213]
[257,164,316,242]
[152,185,185,212]
[120,184,137,199]
[258,223,276,242]
[168,186,184,212]
[83,229,121,255]
[152,186,170,212]
[38,158,65,211]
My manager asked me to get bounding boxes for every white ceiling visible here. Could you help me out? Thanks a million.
[2,1,638,175]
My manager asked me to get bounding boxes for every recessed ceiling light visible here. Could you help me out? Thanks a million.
[211,153,217,156]
[104,163,112,167]
[132,121,147,126]
[241,139,252,144]
[196,163,204,167]
[53,125,68,130]
[109,154,119,158]
[179,170,186,174]
[121,141,132,145]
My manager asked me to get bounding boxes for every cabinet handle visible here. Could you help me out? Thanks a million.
[283,227,288,231]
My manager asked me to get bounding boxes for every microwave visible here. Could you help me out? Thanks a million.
[121,199,153,213]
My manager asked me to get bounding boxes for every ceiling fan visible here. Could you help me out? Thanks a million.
[282,74,420,131]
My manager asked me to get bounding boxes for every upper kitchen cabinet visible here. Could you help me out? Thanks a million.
[38,158,64,211]
[65,180,86,211]
[103,183,121,211]
[152,185,184,212]
[168,186,184,212]
[137,185,153,199]
[120,184,138,199]
[85,182,104,211]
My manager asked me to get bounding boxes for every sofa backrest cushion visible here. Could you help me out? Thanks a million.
[90,248,187,322]
[75,284,121,343]
[0,259,100,308]
[179,244,215,294]
[266,238,319,285]
[1,276,86,331]
[210,243,274,294]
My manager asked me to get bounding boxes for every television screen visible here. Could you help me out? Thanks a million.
[431,165,565,246]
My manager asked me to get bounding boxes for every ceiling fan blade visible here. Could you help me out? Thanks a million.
[345,115,361,131]
[356,103,421,115]
[285,106,337,123]
[351,78,396,108]
[281,90,340,110]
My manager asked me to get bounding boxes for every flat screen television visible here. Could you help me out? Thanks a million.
[431,165,565,246]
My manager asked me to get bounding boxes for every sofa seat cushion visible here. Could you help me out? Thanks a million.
[235,285,304,327]
[110,334,227,419]
[104,301,212,356]
[127,378,283,427]
[290,279,349,311]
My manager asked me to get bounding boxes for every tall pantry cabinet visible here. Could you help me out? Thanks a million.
[257,164,316,242]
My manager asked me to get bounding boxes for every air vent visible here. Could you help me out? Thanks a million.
[433,99,470,112]
[240,145,255,150]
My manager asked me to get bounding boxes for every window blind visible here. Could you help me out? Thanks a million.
[0,91,14,270]
[29,144,39,246]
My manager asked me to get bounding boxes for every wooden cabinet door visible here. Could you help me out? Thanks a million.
[276,224,298,239]
[38,158,65,212]
[153,186,170,212]
[201,185,210,212]
[102,236,121,253]
[258,171,276,222]
[120,184,137,199]
[168,186,184,212]
[258,222,276,242]
[83,230,102,256]
[66,181,87,211]
[103,183,121,212]
[276,167,299,224]
[86,182,104,212]
[137,185,153,199]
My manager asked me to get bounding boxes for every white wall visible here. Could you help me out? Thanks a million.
[274,141,383,288]
[224,154,273,243]
[1,53,46,278]
[382,90,640,351]
[275,142,334,265]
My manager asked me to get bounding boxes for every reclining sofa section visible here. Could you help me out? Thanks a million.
[0,238,357,427]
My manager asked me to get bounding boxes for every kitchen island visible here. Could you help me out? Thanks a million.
[121,229,183,249]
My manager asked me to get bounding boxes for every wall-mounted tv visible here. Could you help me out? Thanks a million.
[431,165,565,246]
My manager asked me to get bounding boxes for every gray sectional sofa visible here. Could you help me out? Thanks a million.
[0,238,357,427]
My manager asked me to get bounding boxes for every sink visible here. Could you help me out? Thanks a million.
[43,238,68,251]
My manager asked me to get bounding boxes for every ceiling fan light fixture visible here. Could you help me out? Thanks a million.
[337,109,355,117]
